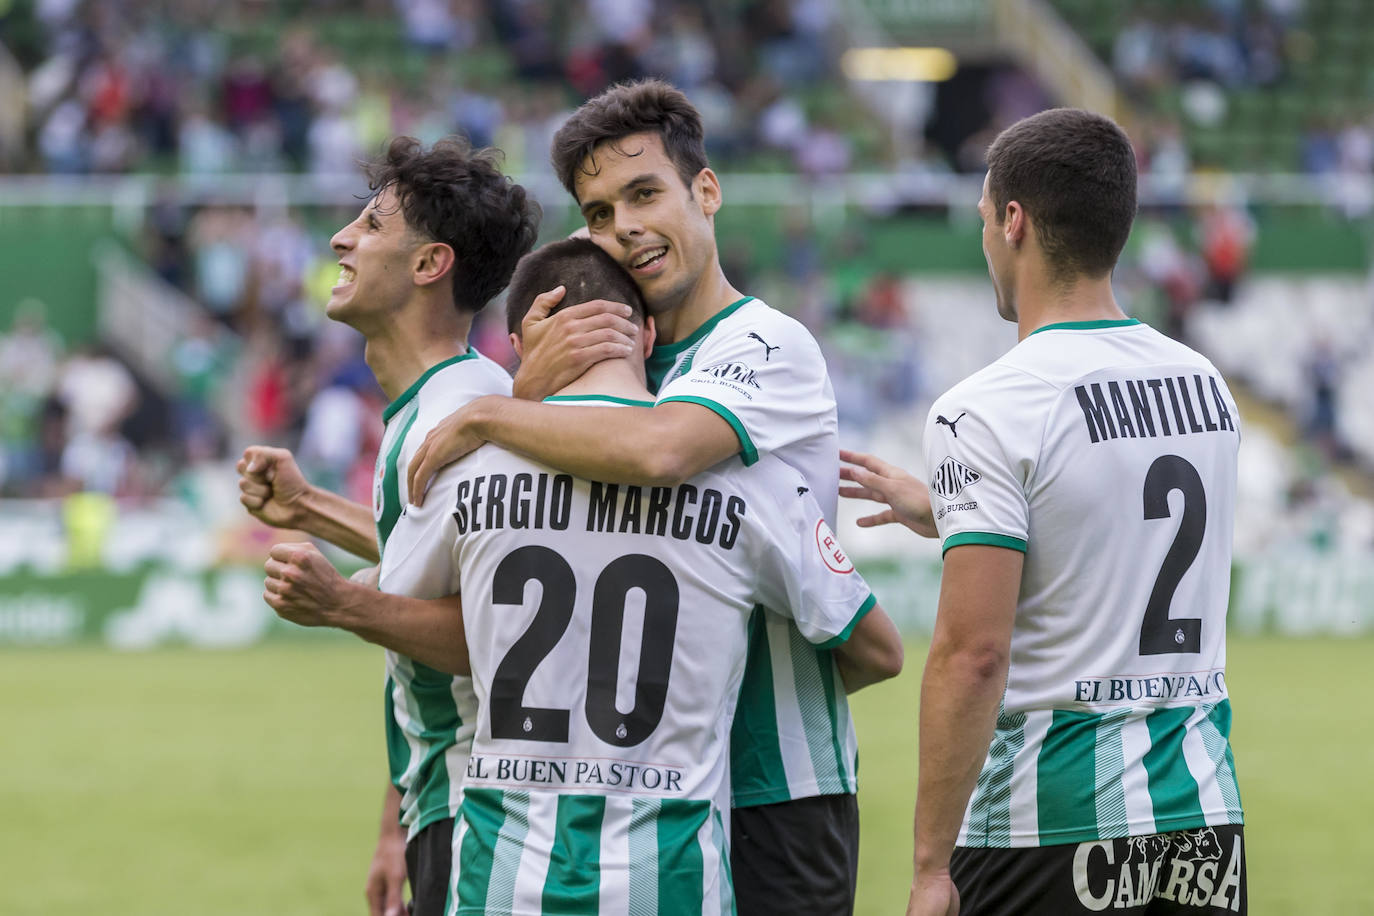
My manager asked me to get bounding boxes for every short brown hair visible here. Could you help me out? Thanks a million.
[985,108,1137,281]
[550,79,708,201]
[505,238,646,335]
[365,136,541,313]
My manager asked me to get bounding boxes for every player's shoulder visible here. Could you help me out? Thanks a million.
[701,296,822,355]
[934,356,1052,414]
[704,450,805,494]
[925,356,1059,453]
[426,348,513,400]
[411,350,512,428]
[698,452,810,527]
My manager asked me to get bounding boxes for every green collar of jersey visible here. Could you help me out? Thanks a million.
[645,295,754,392]
[382,351,475,423]
[1028,318,1141,336]
[649,296,755,361]
[542,394,656,407]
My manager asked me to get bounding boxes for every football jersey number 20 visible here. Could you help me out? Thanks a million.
[488,546,680,748]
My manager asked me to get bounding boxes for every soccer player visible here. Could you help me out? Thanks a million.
[466,237,902,913]
[236,135,539,916]
[406,80,879,915]
[841,109,1246,915]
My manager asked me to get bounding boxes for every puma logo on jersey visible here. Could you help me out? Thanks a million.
[931,456,981,500]
[936,412,966,437]
[797,486,809,496]
[747,332,780,361]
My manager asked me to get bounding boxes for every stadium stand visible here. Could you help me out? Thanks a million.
[0,0,1371,560]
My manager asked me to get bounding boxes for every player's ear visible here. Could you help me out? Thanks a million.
[641,315,656,360]
[510,332,524,360]
[414,241,456,287]
[694,168,722,218]
[1004,201,1027,248]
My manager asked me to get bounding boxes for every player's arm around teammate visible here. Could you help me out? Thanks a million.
[237,445,380,562]
[406,371,740,500]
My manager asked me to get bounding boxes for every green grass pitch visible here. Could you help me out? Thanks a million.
[1,636,1369,915]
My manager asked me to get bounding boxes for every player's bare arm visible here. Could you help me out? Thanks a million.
[838,449,937,538]
[510,288,638,401]
[263,542,469,675]
[237,446,380,562]
[408,398,739,505]
[832,601,904,692]
[365,783,408,916]
[908,544,1021,916]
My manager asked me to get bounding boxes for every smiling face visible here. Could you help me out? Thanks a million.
[327,186,428,328]
[574,132,720,316]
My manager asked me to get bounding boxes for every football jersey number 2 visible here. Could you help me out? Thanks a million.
[1140,455,1206,655]
[488,545,680,747]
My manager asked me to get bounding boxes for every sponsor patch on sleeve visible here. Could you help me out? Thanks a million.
[931,456,982,500]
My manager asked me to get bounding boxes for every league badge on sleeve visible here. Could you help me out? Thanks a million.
[815,518,854,574]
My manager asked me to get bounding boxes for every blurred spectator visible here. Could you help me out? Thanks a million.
[1135,217,1202,339]
[852,272,908,330]
[1304,338,1343,462]
[1197,202,1255,303]
[55,344,137,439]
[0,299,63,401]
[0,302,65,494]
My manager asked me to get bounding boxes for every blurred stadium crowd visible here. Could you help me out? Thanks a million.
[0,0,1371,556]
[0,0,884,177]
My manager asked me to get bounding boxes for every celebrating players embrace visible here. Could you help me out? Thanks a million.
[239,85,1246,916]
[240,80,902,916]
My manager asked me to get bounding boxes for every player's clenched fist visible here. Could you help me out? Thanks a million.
[237,446,312,529]
[263,542,355,627]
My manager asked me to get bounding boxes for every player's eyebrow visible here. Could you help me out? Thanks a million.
[580,174,661,217]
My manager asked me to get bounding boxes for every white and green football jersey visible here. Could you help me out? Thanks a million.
[420,396,875,916]
[923,319,1244,848]
[646,295,856,807]
[374,349,513,840]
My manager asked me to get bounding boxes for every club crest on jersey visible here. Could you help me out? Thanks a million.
[815,518,854,574]
[701,360,761,388]
[931,456,982,500]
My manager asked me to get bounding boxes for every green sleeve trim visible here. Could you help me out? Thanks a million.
[818,593,878,650]
[1028,318,1141,337]
[382,352,476,422]
[542,394,656,407]
[942,532,1028,555]
[656,395,759,466]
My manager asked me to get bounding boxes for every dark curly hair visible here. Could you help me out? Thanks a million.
[550,79,708,202]
[364,136,541,313]
[985,108,1137,283]
[505,238,646,335]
